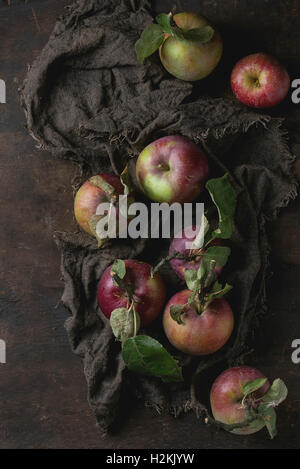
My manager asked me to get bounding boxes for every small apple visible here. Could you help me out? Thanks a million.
[163,289,234,355]
[159,12,223,81]
[231,53,290,108]
[169,225,223,280]
[74,173,124,236]
[136,135,209,203]
[98,259,166,327]
[210,366,270,435]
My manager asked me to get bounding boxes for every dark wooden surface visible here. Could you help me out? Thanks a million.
[0,0,299,449]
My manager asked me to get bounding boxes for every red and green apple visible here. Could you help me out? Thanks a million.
[163,289,234,355]
[159,12,223,81]
[210,366,270,435]
[98,259,166,327]
[136,135,209,203]
[231,53,290,108]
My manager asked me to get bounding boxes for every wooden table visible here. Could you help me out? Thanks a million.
[0,0,299,449]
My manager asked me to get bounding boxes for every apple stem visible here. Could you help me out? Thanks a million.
[151,251,202,277]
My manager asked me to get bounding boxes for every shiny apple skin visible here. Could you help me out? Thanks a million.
[97,259,166,327]
[231,53,290,108]
[169,225,223,280]
[159,12,223,82]
[74,173,124,236]
[210,366,270,435]
[136,135,209,203]
[163,289,234,355]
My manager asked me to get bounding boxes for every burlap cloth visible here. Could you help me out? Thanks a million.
[21,0,297,432]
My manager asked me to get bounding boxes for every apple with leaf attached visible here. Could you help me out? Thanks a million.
[163,174,237,355]
[135,12,223,81]
[97,258,184,384]
[74,166,134,247]
[210,366,288,438]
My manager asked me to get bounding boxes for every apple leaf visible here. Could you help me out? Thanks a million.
[122,335,183,383]
[206,174,237,241]
[182,25,214,43]
[184,269,199,292]
[242,378,268,398]
[111,259,126,279]
[155,13,173,35]
[88,214,107,247]
[203,246,231,268]
[191,216,210,249]
[120,164,134,197]
[205,281,232,304]
[170,304,186,325]
[89,175,116,200]
[261,379,288,408]
[155,12,185,41]
[135,23,165,64]
[110,307,140,342]
[258,404,277,439]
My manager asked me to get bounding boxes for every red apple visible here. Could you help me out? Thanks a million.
[231,53,290,108]
[74,173,124,236]
[163,289,234,355]
[136,135,209,203]
[169,225,223,280]
[97,260,166,327]
[210,366,270,435]
[159,12,223,81]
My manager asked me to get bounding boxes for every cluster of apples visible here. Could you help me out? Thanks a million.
[72,11,290,437]
[74,134,286,437]
[135,11,290,108]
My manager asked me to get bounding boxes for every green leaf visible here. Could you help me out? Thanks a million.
[262,379,288,407]
[243,378,268,398]
[155,12,185,41]
[111,259,126,279]
[258,404,277,439]
[205,281,232,304]
[170,304,186,325]
[110,307,140,342]
[187,289,197,305]
[191,215,210,250]
[182,25,214,43]
[156,12,173,35]
[203,246,231,268]
[206,174,237,240]
[184,269,198,292]
[89,175,116,199]
[122,335,183,382]
[120,164,134,197]
[135,23,165,64]
[88,214,109,247]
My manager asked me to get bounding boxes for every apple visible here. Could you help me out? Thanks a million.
[74,173,124,236]
[210,366,270,435]
[159,12,223,81]
[136,135,209,203]
[98,259,166,327]
[231,53,290,108]
[169,225,223,280]
[163,289,234,355]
